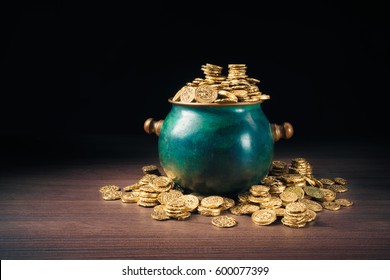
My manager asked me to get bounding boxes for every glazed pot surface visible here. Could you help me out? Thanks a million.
[158,102,274,195]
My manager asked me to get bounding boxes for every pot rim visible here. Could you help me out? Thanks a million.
[168,98,265,107]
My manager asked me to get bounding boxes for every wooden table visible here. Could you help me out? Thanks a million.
[1,134,389,260]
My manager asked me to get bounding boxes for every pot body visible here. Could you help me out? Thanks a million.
[158,103,274,195]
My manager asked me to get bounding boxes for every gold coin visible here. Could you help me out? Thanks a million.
[99,185,120,193]
[284,186,305,200]
[300,198,323,212]
[280,191,299,203]
[157,189,183,205]
[251,209,277,225]
[121,192,139,203]
[285,202,307,214]
[151,205,170,221]
[250,185,270,195]
[281,217,306,228]
[175,85,196,103]
[197,206,221,216]
[181,194,200,212]
[195,84,218,103]
[261,197,283,209]
[305,209,317,222]
[123,183,140,192]
[319,178,335,185]
[237,192,250,203]
[211,215,237,228]
[142,165,160,175]
[322,201,341,211]
[167,211,192,220]
[328,184,349,193]
[320,188,336,202]
[139,174,159,184]
[137,200,158,207]
[335,198,354,207]
[304,186,324,199]
[221,197,236,210]
[102,190,122,201]
[151,176,173,193]
[201,195,224,208]
[334,177,348,185]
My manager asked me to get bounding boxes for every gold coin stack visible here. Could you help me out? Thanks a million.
[248,185,271,204]
[261,176,286,195]
[288,157,313,177]
[172,63,270,104]
[197,195,225,216]
[269,160,288,176]
[164,196,192,220]
[281,202,311,228]
[137,184,160,207]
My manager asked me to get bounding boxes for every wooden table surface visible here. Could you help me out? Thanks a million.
[1,134,389,260]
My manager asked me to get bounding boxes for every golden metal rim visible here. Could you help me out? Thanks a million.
[168,98,264,107]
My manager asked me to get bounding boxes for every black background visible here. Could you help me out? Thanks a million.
[1,1,389,162]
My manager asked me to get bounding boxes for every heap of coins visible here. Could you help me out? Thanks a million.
[171,63,270,104]
[99,158,354,228]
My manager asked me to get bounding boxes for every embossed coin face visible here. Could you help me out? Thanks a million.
[176,86,196,103]
[251,209,277,225]
[99,185,120,193]
[102,190,122,201]
[195,84,218,103]
[151,205,170,221]
[211,215,237,228]
[180,194,200,212]
[200,195,224,208]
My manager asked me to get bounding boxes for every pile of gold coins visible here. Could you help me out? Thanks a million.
[171,63,270,104]
[99,158,353,228]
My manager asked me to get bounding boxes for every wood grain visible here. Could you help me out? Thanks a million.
[0,136,389,260]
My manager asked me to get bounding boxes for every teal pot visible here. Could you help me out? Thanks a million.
[144,100,293,196]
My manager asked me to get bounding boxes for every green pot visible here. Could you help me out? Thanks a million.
[157,101,275,196]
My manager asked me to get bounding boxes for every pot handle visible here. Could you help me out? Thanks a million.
[144,118,293,142]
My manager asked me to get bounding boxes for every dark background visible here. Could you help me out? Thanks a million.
[1,0,389,163]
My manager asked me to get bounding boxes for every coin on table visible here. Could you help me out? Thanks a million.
[142,165,160,175]
[211,215,237,228]
[328,184,349,193]
[304,186,324,199]
[335,198,354,207]
[102,190,122,201]
[300,198,323,212]
[333,177,348,185]
[151,205,170,221]
[305,209,317,222]
[99,185,120,193]
[121,192,140,203]
[195,84,218,103]
[320,188,336,202]
[319,178,335,186]
[322,201,341,211]
[200,195,224,208]
[251,209,277,225]
[181,194,200,212]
